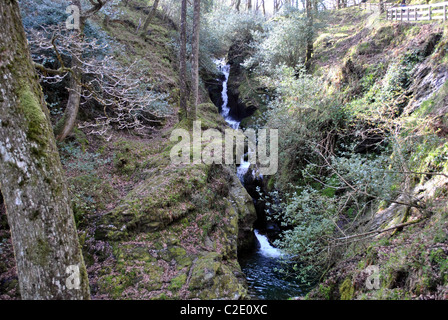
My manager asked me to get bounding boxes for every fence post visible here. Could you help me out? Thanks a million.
[444,4,447,22]
[415,7,418,21]
[407,7,410,21]
[429,5,431,21]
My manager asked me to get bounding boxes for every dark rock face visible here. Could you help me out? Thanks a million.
[206,34,258,124]
[226,37,258,122]
[207,75,224,111]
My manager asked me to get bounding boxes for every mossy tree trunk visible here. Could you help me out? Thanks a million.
[191,0,201,120]
[55,51,83,142]
[179,0,188,120]
[0,0,90,300]
[141,0,160,35]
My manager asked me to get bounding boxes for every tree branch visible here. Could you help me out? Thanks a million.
[331,219,424,244]
[33,62,71,75]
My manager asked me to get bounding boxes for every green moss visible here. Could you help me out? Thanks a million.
[29,237,51,266]
[188,252,221,290]
[339,277,355,300]
[72,128,89,151]
[97,274,132,299]
[169,273,187,290]
[18,86,49,149]
[429,248,448,283]
[318,283,335,300]
[267,176,275,191]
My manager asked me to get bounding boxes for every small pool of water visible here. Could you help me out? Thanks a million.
[239,230,306,300]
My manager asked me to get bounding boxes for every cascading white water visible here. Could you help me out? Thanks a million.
[237,158,251,180]
[219,62,230,118]
[215,58,304,299]
[254,230,283,258]
[216,59,240,130]
[216,59,251,179]
[216,58,283,258]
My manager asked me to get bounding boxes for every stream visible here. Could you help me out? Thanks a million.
[215,59,306,300]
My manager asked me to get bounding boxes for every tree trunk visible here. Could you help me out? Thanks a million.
[274,0,280,12]
[55,52,82,142]
[54,0,84,142]
[235,0,241,11]
[191,0,201,120]
[179,0,188,120]
[54,0,106,142]
[141,0,160,35]
[0,0,90,300]
[305,0,314,70]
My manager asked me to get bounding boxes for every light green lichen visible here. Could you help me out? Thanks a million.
[29,237,51,266]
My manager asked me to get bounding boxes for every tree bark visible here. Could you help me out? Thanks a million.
[141,0,160,35]
[55,0,84,142]
[0,0,90,300]
[55,49,83,142]
[305,0,314,70]
[191,0,201,120]
[235,0,241,11]
[179,0,188,120]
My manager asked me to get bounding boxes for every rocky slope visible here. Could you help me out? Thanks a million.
[87,103,257,300]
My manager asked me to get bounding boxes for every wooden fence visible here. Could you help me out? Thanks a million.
[359,1,395,12]
[387,1,448,21]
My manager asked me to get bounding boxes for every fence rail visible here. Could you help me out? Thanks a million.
[387,1,448,21]
[359,1,395,12]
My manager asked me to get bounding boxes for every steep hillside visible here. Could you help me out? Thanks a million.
[305,6,448,300]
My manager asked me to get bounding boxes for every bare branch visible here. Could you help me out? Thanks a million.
[27,23,170,137]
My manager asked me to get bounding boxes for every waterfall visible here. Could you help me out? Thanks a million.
[216,58,251,179]
[214,58,304,300]
[237,158,251,180]
[254,230,283,258]
[216,58,282,258]
[216,59,241,130]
